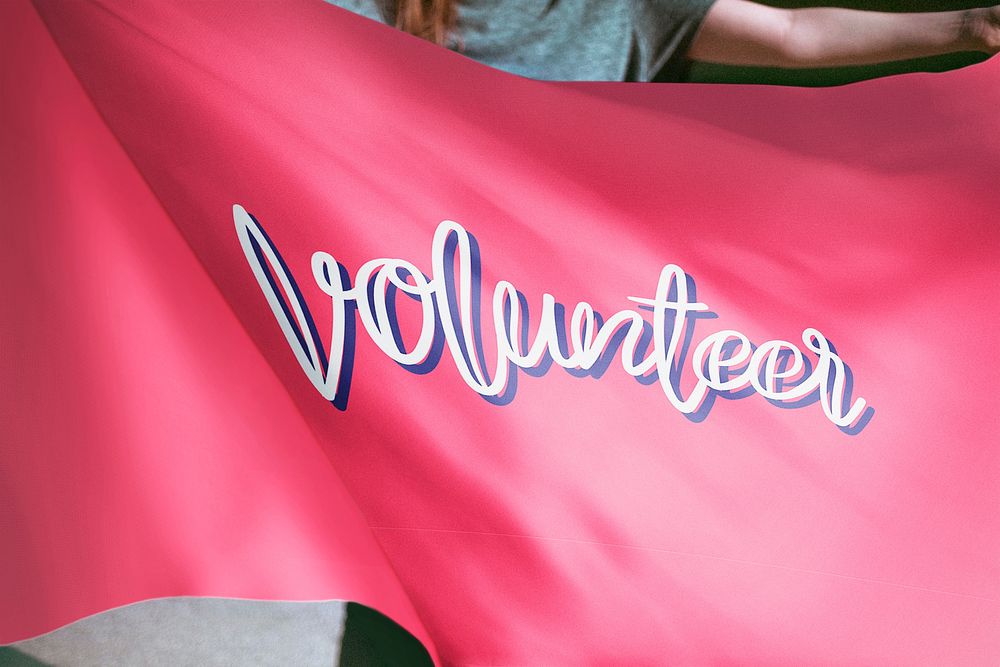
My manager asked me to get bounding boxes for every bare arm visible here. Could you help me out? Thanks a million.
[689,0,1000,69]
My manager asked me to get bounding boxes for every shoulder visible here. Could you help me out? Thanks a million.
[630,0,720,81]
[324,0,389,24]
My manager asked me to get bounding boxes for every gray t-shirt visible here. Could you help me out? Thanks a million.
[327,0,718,82]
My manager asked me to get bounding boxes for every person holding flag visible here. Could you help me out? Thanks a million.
[333,0,1000,82]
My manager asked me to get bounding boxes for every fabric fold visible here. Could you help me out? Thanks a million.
[1,0,434,659]
[5,0,999,663]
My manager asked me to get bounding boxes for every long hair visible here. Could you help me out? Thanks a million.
[392,0,458,46]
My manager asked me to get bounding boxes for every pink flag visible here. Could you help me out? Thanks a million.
[3,0,998,663]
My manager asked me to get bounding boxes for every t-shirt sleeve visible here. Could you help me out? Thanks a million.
[630,0,719,82]
[325,0,390,24]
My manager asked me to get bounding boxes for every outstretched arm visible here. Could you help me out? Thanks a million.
[689,0,1000,68]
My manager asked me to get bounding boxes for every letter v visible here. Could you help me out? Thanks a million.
[234,205,349,407]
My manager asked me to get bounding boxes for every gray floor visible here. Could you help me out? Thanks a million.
[4,598,347,666]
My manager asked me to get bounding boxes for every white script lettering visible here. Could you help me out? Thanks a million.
[234,205,870,431]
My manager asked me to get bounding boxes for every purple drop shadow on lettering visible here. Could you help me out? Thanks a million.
[820,340,875,436]
[241,211,873,435]
[246,212,355,411]
[438,231,519,406]
[373,270,447,376]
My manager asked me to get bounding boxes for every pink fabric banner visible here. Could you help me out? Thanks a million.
[3,0,999,663]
